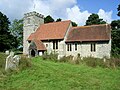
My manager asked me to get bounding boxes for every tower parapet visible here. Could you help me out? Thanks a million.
[24,11,44,19]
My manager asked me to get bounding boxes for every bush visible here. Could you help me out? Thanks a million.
[109,57,120,67]
[59,55,81,64]
[59,55,73,63]
[39,52,120,68]
[81,57,105,68]
[42,52,58,62]
[0,53,7,69]
[19,55,32,70]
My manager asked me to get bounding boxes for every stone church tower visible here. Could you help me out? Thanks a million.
[23,11,44,55]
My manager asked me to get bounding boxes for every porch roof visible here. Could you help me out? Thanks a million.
[33,40,46,51]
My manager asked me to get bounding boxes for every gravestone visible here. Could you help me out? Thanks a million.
[13,55,20,66]
[5,51,20,71]
[5,50,9,55]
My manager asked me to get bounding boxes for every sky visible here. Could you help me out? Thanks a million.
[0,0,119,25]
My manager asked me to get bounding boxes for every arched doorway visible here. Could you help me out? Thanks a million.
[31,49,35,57]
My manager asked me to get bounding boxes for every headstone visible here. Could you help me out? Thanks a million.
[5,50,9,55]
[13,55,20,66]
[5,51,20,71]
[103,58,106,62]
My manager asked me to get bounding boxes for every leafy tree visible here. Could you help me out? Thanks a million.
[0,12,17,51]
[44,15,54,23]
[111,4,120,56]
[111,20,120,56]
[56,18,62,22]
[71,21,77,27]
[111,20,120,55]
[85,13,106,25]
[9,19,23,50]
[117,4,120,16]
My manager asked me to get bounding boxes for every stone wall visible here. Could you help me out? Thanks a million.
[65,40,111,59]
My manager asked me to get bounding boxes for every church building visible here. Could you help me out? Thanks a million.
[23,11,111,59]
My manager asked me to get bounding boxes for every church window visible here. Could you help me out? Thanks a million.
[53,41,58,49]
[75,43,77,51]
[56,41,58,49]
[27,18,30,24]
[70,44,72,51]
[67,44,69,51]
[91,43,96,52]
[67,44,72,51]
[53,41,55,49]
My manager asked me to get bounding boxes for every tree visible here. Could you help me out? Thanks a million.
[117,4,120,16]
[85,13,106,25]
[111,20,120,55]
[9,19,23,50]
[56,18,62,22]
[44,15,54,23]
[0,12,17,51]
[71,21,77,27]
[111,4,120,56]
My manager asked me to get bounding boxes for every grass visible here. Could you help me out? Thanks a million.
[0,53,120,90]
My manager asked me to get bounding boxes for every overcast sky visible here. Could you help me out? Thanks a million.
[0,0,119,25]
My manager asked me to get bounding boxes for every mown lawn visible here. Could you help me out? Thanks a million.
[0,55,120,90]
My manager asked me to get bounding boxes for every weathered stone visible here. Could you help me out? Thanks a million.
[13,55,20,66]
[23,11,44,55]
[5,52,20,71]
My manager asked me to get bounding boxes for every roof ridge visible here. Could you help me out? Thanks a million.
[71,24,109,29]
[43,20,71,25]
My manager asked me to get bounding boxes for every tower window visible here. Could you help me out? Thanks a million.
[27,18,30,24]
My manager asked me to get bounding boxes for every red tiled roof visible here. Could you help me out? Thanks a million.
[27,33,35,41]
[66,24,111,42]
[33,40,46,50]
[28,20,71,41]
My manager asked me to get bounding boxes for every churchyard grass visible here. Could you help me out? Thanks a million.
[0,53,120,90]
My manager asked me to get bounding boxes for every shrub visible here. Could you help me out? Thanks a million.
[81,57,105,68]
[109,57,120,67]
[19,55,32,70]
[59,55,73,62]
[41,52,120,68]
[42,52,58,62]
[0,53,7,69]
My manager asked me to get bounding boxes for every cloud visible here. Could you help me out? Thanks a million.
[0,0,33,21]
[31,0,77,19]
[66,5,91,25]
[66,7,113,25]
[0,0,113,25]
[98,9,113,23]
[0,0,77,21]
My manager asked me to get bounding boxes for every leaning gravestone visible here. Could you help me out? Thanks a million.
[5,51,20,71]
